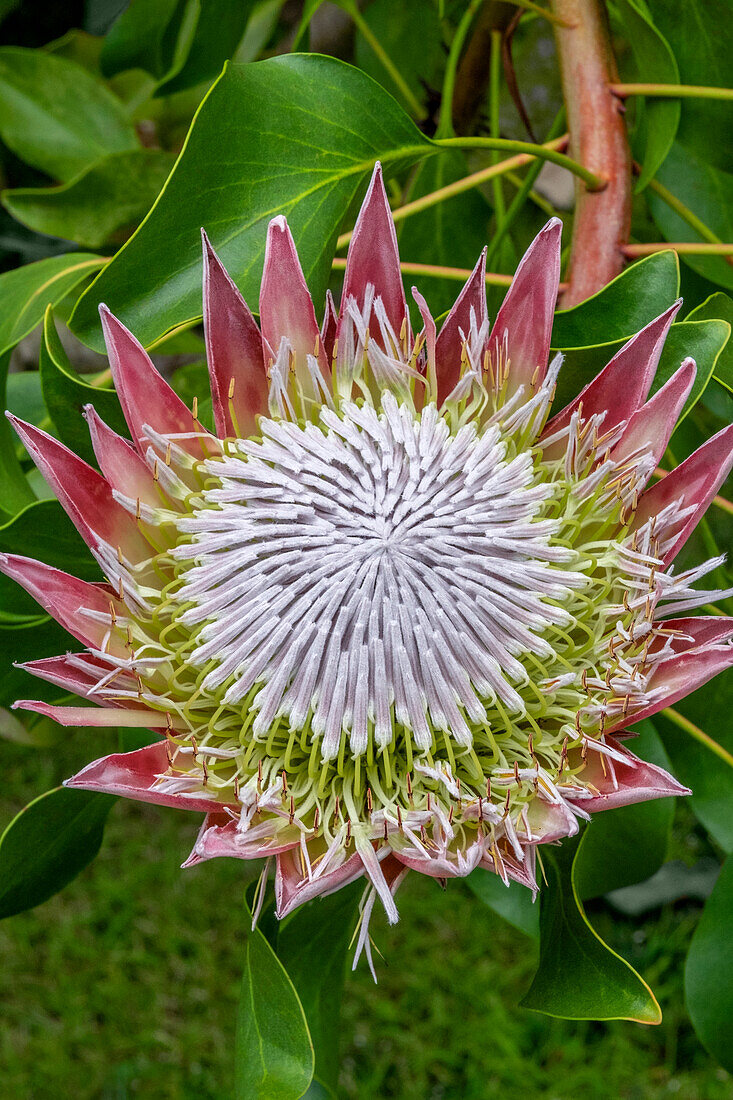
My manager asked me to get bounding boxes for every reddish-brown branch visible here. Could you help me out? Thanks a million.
[550,0,631,307]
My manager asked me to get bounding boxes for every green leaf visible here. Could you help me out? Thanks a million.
[551,250,680,348]
[0,252,104,359]
[0,47,138,181]
[655,318,730,417]
[646,0,733,174]
[157,0,256,95]
[613,0,680,191]
[40,307,128,464]
[3,150,175,249]
[277,883,361,1095]
[573,721,674,899]
[101,0,187,80]
[648,143,733,292]
[397,149,491,320]
[466,869,539,938]
[520,838,662,1023]
[69,55,433,352]
[686,292,733,392]
[236,905,314,1100]
[552,317,729,417]
[0,787,114,920]
[655,680,733,854]
[685,856,733,1072]
[353,0,443,111]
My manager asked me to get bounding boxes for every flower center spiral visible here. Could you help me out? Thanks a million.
[173,393,582,763]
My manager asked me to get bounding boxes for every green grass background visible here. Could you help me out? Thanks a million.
[1,733,730,1100]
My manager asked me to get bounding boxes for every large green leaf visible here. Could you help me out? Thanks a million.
[0,787,114,920]
[0,47,138,181]
[520,838,662,1023]
[573,721,674,899]
[236,906,314,1100]
[277,883,361,1096]
[3,150,175,249]
[646,0,733,174]
[614,0,679,191]
[655,679,733,854]
[551,251,680,349]
[685,856,733,1072]
[466,869,539,939]
[397,149,491,321]
[648,143,733,292]
[40,308,128,465]
[70,55,433,352]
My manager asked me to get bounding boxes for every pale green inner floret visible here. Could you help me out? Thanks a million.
[108,354,682,861]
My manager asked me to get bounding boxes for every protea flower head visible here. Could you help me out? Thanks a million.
[5,164,733,975]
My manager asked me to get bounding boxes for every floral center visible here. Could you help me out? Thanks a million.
[172,394,582,761]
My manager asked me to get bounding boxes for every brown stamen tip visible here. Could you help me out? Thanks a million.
[228,377,236,400]
[192,396,199,420]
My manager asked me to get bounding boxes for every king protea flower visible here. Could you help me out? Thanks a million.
[4,164,733,975]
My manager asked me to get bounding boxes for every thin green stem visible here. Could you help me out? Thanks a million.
[489,30,506,228]
[504,170,557,216]
[622,243,733,256]
[487,107,565,265]
[646,177,722,246]
[436,0,483,139]
[663,707,733,771]
[331,256,513,286]
[343,0,427,120]
[610,82,733,102]
[335,138,568,250]
[434,135,606,190]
